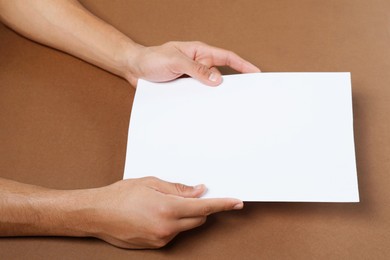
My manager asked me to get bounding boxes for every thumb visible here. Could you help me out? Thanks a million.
[146,177,206,198]
[182,58,222,86]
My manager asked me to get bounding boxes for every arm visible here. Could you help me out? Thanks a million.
[0,0,260,87]
[0,0,254,248]
[0,177,242,249]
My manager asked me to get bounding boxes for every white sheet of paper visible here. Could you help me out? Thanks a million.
[123,72,359,202]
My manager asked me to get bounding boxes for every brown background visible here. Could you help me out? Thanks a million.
[1,0,390,259]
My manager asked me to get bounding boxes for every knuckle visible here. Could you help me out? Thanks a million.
[157,203,173,218]
[201,206,213,216]
[152,242,164,249]
[174,183,190,194]
[142,176,159,184]
[225,51,235,66]
[192,40,206,46]
[153,238,170,248]
[195,63,209,76]
[164,41,180,49]
[163,41,174,46]
[227,50,237,56]
[155,226,174,240]
[196,217,207,227]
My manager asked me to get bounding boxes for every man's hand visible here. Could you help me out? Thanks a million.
[0,177,243,249]
[125,41,260,87]
[0,0,249,249]
[0,1,260,88]
[85,177,243,249]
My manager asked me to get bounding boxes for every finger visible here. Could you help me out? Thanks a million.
[200,45,261,73]
[177,217,207,232]
[177,198,244,218]
[143,177,206,198]
[180,57,221,86]
[208,66,223,85]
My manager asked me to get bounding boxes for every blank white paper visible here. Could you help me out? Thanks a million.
[123,72,359,202]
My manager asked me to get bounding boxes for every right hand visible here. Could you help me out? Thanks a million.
[124,41,260,87]
[84,177,243,249]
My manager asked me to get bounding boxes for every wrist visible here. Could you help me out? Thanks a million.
[120,41,146,86]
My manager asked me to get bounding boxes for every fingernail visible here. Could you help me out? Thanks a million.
[208,73,218,82]
[233,202,244,210]
[194,184,205,190]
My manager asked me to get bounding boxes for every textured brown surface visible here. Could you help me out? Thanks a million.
[1,0,390,259]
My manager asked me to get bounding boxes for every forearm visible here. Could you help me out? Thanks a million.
[0,176,243,248]
[0,177,93,237]
[0,0,140,80]
[0,0,260,87]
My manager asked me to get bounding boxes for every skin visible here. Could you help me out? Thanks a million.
[0,0,260,249]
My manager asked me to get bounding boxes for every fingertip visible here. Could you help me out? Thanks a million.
[208,72,220,82]
[233,201,244,210]
[207,72,223,86]
[194,184,206,192]
[193,184,207,197]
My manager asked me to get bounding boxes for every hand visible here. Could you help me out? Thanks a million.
[0,2,260,88]
[124,41,260,87]
[85,177,243,249]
